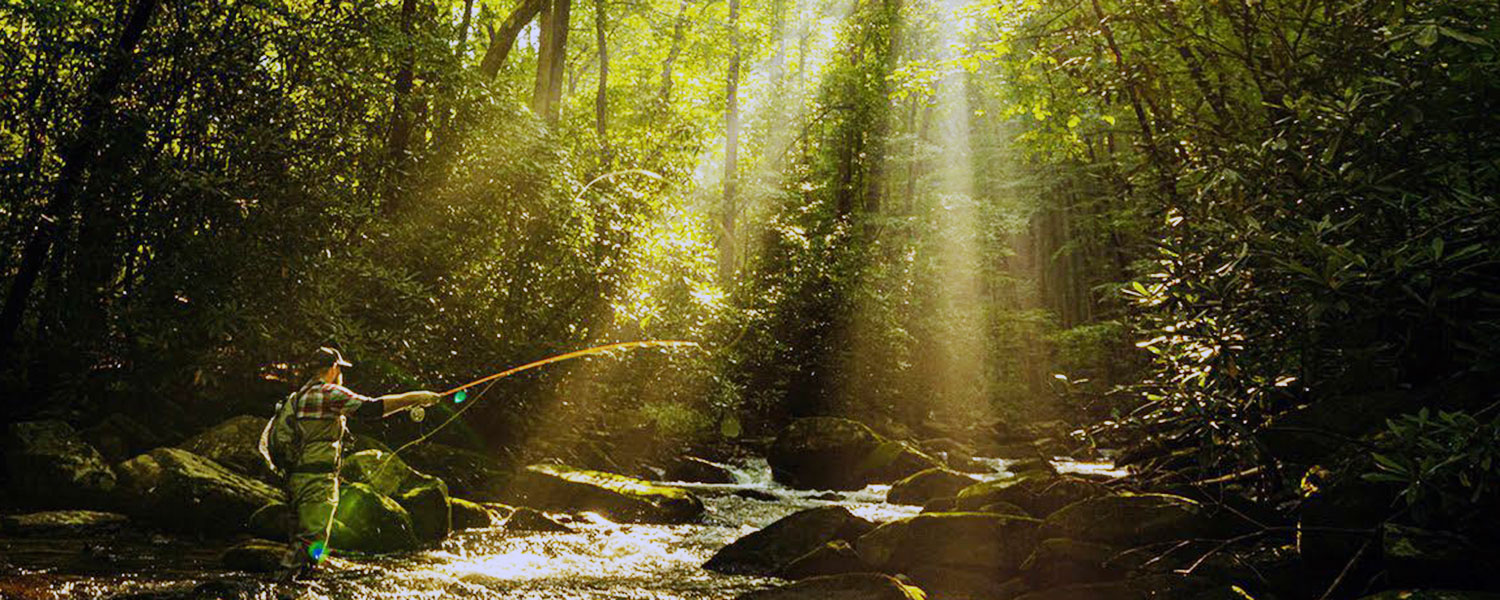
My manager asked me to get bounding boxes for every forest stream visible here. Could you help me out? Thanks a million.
[0,457,1122,600]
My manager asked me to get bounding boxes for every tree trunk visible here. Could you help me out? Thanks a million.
[458,0,475,52]
[594,0,609,163]
[720,0,741,281]
[532,0,571,122]
[479,0,548,78]
[0,0,159,362]
[1088,0,1177,202]
[385,0,419,212]
[658,0,692,106]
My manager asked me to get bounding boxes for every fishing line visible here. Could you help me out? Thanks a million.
[373,340,701,476]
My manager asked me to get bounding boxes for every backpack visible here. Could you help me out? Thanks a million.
[258,390,302,478]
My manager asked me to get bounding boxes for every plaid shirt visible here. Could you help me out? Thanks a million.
[292,381,374,419]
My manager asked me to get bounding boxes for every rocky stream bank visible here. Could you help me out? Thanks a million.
[2,414,1496,600]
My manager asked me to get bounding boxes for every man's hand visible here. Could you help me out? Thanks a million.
[378,390,444,417]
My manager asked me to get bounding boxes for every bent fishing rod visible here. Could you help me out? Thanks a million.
[386,339,701,460]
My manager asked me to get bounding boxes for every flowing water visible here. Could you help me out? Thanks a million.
[0,458,1125,600]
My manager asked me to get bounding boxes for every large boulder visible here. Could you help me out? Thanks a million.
[450,497,494,530]
[221,538,288,573]
[768,418,883,490]
[506,463,704,524]
[735,573,928,600]
[1042,494,1223,547]
[504,506,574,532]
[4,420,117,509]
[705,506,875,575]
[342,450,450,543]
[178,416,278,485]
[401,442,512,500]
[115,447,283,535]
[396,478,451,543]
[887,468,979,506]
[768,418,942,490]
[1,510,128,536]
[248,501,293,539]
[326,482,420,553]
[954,474,1104,517]
[777,540,872,580]
[855,513,1042,576]
[1019,538,1123,588]
[80,413,164,463]
[663,456,737,484]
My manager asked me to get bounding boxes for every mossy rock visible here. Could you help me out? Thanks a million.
[855,512,1042,575]
[450,497,494,530]
[777,540,871,580]
[326,482,420,553]
[768,418,884,490]
[504,507,573,532]
[1020,538,1123,588]
[178,416,278,485]
[508,463,704,523]
[955,474,1105,517]
[221,538,289,573]
[115,447,283,536]
[0,510,128,536]
[887,468,978,506]
[705,505,875,575]
[1042,494,1222,547]
[4,420,117,509]
[396,479,451,543]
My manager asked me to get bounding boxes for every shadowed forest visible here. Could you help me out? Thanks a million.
[1,0,1498,599]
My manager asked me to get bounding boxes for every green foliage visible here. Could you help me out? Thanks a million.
[1365,408,1500,528]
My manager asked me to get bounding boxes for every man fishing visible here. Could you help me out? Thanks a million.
[261,346,442,579]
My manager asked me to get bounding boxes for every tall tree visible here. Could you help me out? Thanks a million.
[532,0,572,122]
[594,0,609,163]
[720,0,742,280]
[658,0,693,106]
[385,0,421,211]
[479,0,549,78]
[0,0,160,361]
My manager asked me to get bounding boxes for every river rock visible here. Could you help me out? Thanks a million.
[954,474,1104,517]
[115,447,283,536]
[402,442,512,500]
[777,540,872,580]
[859,440,945,485]
[221,538,288,573]
[81,413,163,463]
[343,449,427,497]
[504,506,573,532]
[735,489,780,502]
[735,573,927,600]
[705,506,875,575]
[248,501,293,539]
[507,463,704,523]
[397,478,451,543]
[663,456,737,484]
[855,513,1042,575]
[887,468,979,506]
[0,510,128,536]
[451,497,494,529]
[327,482,420,553]
[1020,538,1122,588]
[4,420,117,509]
[1011,574,1246,600]
[768,418,883,490]
[178,415,278,485]
[1042,493,1221,546]
[1356,592,1500,600]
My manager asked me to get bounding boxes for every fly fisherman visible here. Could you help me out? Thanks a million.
[261,347,441,579]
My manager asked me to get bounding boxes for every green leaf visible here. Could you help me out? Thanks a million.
[1415,25,1439,47]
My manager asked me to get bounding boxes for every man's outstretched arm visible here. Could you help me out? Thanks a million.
[375,391,441,417]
